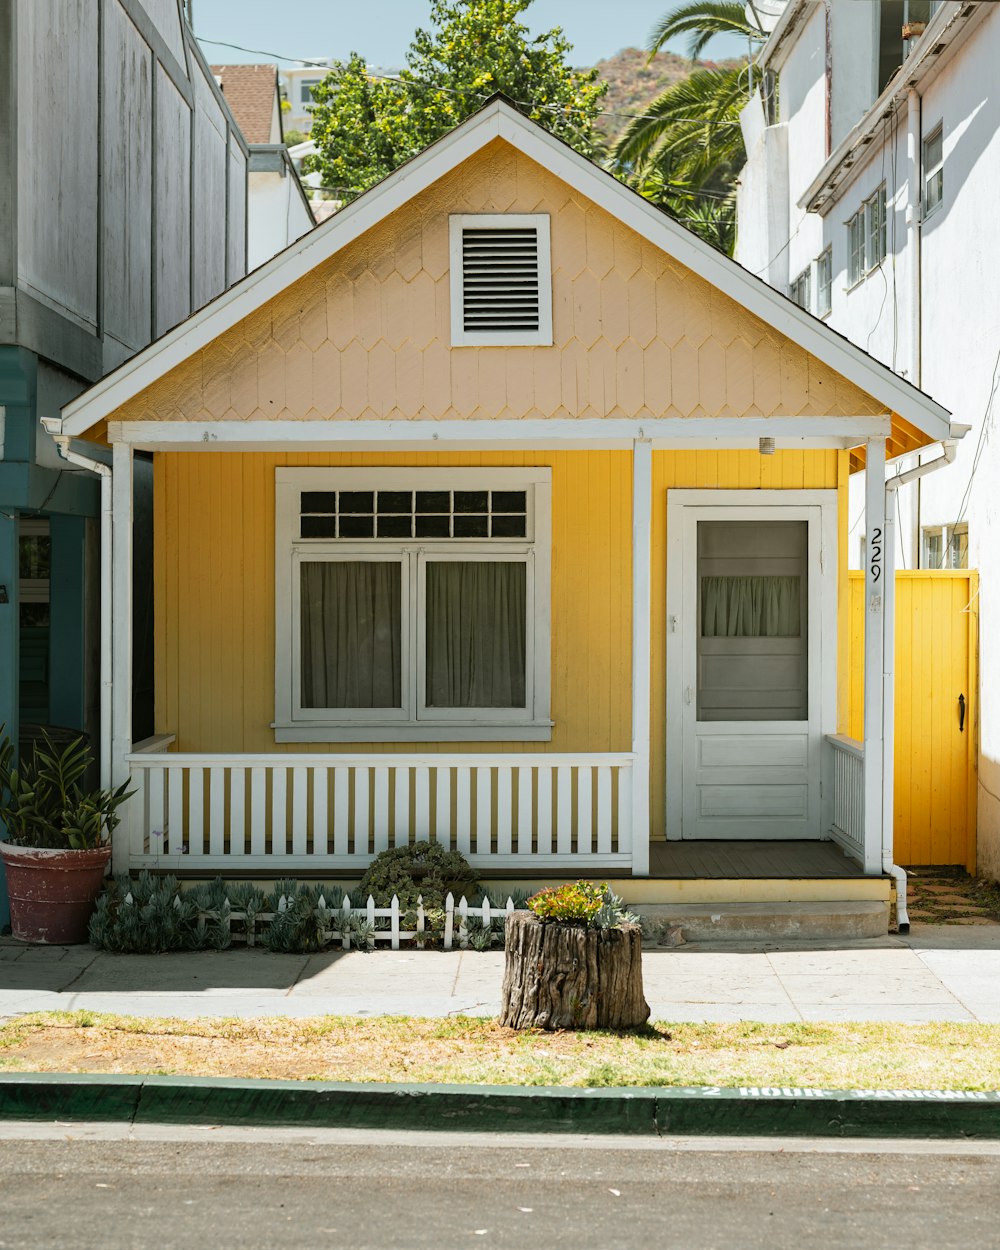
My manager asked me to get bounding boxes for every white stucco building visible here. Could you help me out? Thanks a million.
[736,0,1000,871]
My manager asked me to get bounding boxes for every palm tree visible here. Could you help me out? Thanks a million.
[613,1,766,253]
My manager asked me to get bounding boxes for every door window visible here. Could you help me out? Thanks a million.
[697,520,808,722]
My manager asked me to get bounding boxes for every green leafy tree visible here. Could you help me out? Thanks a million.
[307,0,607,200]
[613,1,765,253]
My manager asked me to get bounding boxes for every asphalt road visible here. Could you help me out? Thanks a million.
[1,1124,1000,1249]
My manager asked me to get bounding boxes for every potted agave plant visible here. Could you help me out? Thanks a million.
[0,730,132,943]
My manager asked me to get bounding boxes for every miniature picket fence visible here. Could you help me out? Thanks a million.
[195,892,524,951]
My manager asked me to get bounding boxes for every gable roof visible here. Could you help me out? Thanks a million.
[58,96,951,444]
[210,63,281,145]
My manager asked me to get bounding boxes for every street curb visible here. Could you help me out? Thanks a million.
[1,1074,1000,1137]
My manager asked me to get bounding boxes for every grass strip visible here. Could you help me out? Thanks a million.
[2,1012,1000,1090]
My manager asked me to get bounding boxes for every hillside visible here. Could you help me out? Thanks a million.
[592,47,744,142]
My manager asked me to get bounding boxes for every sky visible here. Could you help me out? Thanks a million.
[192,0,749,70]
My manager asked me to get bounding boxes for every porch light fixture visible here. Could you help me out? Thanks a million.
[759,436,776,456]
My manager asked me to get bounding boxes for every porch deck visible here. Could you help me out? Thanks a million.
[647,840,865,880]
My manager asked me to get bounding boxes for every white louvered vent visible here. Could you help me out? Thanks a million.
[450,214,552,346]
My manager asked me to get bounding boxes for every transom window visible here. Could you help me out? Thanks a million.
[299,489,528,540]
[275,468,552,742]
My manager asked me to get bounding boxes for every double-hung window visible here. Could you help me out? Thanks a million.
[274,468,552,741]
[790,268,811,311]
[816,248,832,316]
[847,184,887,285]
[923,125,943,217]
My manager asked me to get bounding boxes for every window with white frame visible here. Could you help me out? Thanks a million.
[847,185,887,285]
[816,248,832,316]
[922,522,968,569]
[274,468,552,741]
[923,124,943,217]
[449,215,553,347]
[790,267,811,311]
[299,78,321,104]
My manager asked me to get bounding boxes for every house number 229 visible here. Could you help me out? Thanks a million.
[869,527,882,583]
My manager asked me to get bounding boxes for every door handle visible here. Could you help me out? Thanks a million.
[684,687,693,706]
[958,693,966,733]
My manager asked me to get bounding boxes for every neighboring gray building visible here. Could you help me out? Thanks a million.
[0,0,249,915]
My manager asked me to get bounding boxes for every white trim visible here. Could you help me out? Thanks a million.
[664,489,838,843]
[274,466,552,743]
[449,213,553,347]
[59,99,950,441]
[631,440,652,876]
[111,442,134,875]
[107,415,894,452]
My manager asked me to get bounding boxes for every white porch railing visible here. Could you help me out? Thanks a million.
[124,752,636,873]
[827,734,864,864]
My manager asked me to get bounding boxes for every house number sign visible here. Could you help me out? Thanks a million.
[869,526,882,583]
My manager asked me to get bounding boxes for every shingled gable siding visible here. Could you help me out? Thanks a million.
[111,138,890,426]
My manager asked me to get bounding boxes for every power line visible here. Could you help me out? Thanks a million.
[198,37,742,126]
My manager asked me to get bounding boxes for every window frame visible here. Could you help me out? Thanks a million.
[275,467,552,742]
[449,213,553,348]
[790,267,811,312]
[299,78,321,105]
[865,184,887,273]
[846,184,887,287]
[816,247,833,317]
[923,124,944,218]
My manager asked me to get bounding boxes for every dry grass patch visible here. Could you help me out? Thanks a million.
[2,1013,1000,1090]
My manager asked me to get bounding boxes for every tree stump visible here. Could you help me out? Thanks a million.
[498,912,650,1031]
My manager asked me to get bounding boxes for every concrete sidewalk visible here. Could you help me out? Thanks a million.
[3,924,1000,1023]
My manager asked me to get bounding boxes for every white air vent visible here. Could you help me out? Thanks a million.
[449,214,552,346]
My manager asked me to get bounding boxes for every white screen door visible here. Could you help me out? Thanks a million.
[666,493,836,841]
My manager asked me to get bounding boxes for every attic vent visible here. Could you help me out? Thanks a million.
[449,214,552,347]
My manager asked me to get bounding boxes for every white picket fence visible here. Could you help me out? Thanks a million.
[193,892,523,951]
[124,751,637,873]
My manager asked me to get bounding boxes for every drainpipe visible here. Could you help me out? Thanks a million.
[50,437,113,792]
[883,438,959,932]
[907,88,925,560]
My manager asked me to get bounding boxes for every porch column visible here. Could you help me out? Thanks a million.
[111,441,134,874]
[862,437,886,874]
[882,481,897,870]
[630,438,652,876]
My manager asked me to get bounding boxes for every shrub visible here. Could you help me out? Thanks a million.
[357,841,479,911]
[527,881,638,929]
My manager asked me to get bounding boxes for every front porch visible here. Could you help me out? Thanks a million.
[122,736,870,883]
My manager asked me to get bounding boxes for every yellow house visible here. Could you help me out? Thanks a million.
[50,99,959,930]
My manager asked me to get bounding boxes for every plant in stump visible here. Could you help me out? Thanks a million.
[498,881,649,1031]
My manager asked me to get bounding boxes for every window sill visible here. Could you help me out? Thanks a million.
[272,722,554,743]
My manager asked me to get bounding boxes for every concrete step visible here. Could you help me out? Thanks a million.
[637,900,889,944]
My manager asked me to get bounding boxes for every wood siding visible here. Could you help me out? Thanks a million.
[115,138,889,426]
[154,447,847,841]
[848,570,978,869]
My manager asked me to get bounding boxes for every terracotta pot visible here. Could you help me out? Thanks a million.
[0,842,111,944]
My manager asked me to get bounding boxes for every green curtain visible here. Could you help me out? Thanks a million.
[701,576,801,638]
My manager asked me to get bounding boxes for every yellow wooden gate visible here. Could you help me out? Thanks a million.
[848,571,979,870]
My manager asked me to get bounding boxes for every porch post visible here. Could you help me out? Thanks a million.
[862,437,886,874]
[630,438,652,875]
[111,441,134,874]
[882,482,897,869]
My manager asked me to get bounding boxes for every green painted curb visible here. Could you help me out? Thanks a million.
[1,1074,999,1138]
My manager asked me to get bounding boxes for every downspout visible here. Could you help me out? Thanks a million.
[50,438,113,792]
[883,438,958,932]
[906,87,924,560]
